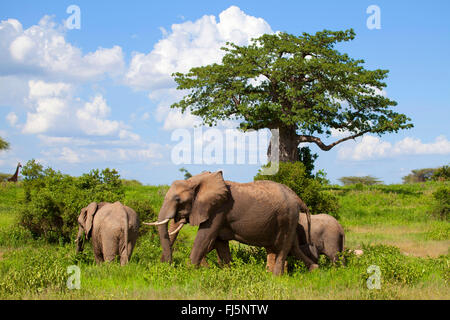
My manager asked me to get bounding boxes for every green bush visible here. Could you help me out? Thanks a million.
[431,185,449,220]
[432,165,450,181]
[338,176,383,186]
[123,198,158,236]
[19,162,125,243]
[254,162,340,218]
[353,244,429,286]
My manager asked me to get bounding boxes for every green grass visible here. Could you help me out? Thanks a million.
[0,181,448,299]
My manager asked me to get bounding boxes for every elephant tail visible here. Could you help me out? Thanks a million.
[339,232,345,252]
[306,207,312,245]
[298,200,312,245]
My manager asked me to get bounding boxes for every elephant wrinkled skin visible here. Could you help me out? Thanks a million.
[76,201,139,266]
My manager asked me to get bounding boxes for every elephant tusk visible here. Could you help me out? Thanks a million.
[143,218,170,226]
[169,223,185,236]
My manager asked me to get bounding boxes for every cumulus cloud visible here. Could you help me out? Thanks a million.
[20,80,146,152]
[76,95,121,136]
[125,6,273,130]
[22,80,74,134]
[6,112,18,126]
[338,135,450,160]
[126,6,272,91]
[0,16,125,81]
[59,147,81,163]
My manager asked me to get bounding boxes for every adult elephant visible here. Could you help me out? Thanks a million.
[145,171,318,275]
[76,201,140,265]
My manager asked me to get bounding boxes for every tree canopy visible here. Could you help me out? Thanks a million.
[402,165,450,183]
[338,175,383,186]
[0,137,9,151]
[172,29,413,161]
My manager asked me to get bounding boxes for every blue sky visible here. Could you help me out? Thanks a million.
[0,0,449,185]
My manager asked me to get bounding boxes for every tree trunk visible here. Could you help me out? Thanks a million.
[268,126,299,162]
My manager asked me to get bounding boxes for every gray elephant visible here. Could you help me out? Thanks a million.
[267,213,345,272]
[145,171,318,275]
[76,201,139,266]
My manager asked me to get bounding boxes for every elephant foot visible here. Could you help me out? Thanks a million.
[308,264,319,271]
[200,258,209,268]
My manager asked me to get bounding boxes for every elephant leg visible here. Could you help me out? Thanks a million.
[266,251,288,273]
[190,213,224,266]
[169,220,211,267]
[215,239,231,267]
[272,236,294,276]
[127,241,135,260]
[94,252,104,264]
[119,242,131,266]
[291,238,319,271]
[92,241,104,264]
[102,238,120,263]
[266,251,276,273]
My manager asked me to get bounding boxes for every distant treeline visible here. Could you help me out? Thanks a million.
[402,165,449,184]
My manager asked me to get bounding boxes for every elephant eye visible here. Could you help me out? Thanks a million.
[174,195,181,202]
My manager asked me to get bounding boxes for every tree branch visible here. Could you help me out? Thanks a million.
[297,130,371,151]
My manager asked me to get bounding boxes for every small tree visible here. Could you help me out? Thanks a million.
[179,167,192,180]
[172,29,413,162]
[402,168,436,184]
[298,146,318,178]
[338,175,383,186]
[432,165,450,181]
[0,137,9,151]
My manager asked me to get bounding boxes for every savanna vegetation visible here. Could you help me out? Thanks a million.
[0,162,448,300]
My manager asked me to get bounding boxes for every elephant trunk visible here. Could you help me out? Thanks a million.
[156,201,177,263]
[75,226,84,253]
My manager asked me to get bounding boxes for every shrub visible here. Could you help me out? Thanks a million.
[402,168,436,184]
[432,165,450,181]
[431,185,449,220]
[353,244,428,286]
[297,146,318,178]
[254,162,340,218]
[123,199,158,236]
[18,163,125,243]
[338,176,383,186]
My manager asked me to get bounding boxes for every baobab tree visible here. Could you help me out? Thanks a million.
[171,29,413,161]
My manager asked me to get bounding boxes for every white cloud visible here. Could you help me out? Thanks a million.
[22,81,141,145]
[125,6,273,130]
[6,112,18,126]
[59,147,81,163]
[392,136,450,155]
[22,80,73,134]
[0,16,125,81]
[338,135,450,160]
[76,95,121,136]
[126,6,272,91]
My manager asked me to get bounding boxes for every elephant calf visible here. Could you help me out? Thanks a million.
[267,213,345,271]
[76,201,139,266]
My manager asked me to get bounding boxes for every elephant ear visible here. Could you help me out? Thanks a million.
[189,171,228,226]
[84,202,98,239]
